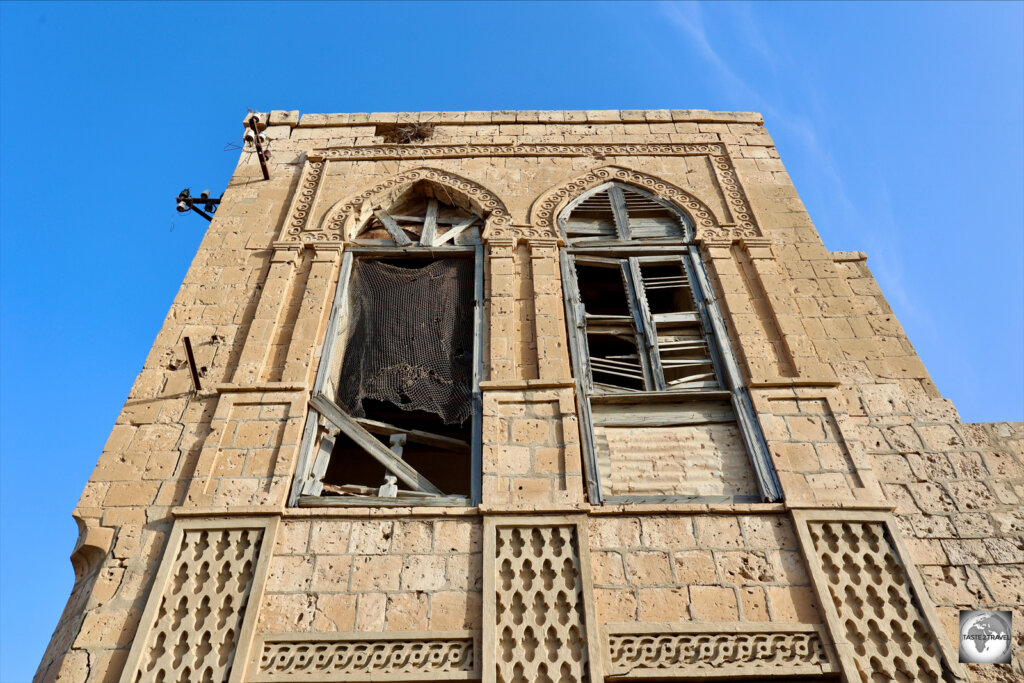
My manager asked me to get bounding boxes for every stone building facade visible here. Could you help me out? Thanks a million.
[36,109,1022,683]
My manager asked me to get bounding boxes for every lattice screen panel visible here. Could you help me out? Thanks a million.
[801,516,964,683]
[120,518,275,683]
[484,517,600,683]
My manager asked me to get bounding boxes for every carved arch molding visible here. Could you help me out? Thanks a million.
[275,144,761,245]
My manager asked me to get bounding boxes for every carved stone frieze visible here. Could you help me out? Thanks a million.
[483,224,561,244]
[280,160,325,242]
[283,146,759,244]
[250,633,476,681]
[310,142,728,162]
[603,625,836,679]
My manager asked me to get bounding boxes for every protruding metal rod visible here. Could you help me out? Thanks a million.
[248,116,271,181]
[183,336,202,392]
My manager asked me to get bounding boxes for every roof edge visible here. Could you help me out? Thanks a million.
[257,109,764,128]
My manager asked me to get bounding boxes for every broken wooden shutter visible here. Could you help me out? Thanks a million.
[560,182,688,244]
[559,183,782,504]
[290,239,484,505]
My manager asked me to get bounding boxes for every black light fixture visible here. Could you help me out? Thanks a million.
[175,188,220,221]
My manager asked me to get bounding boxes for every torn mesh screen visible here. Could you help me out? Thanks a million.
[338,259,474,425]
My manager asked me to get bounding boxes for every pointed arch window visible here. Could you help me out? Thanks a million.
[290,183,484,506]
[558,182,782,504]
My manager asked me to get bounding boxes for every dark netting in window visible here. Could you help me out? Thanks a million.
[337,259,474,425]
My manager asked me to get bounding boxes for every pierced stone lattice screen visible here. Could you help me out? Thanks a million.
[807,521,959,683]
[491,523,595,683]
[121,519,273,683]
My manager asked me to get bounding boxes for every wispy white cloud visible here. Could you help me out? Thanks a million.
[658,0,944,373]
[660,2,759,104]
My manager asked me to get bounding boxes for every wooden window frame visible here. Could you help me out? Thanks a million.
[558,185,782,504]
[289,243,485,507]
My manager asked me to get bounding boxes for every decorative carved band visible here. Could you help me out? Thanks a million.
[284,150,759,244]
[604,626,835,678]
[281,160,324,242]
[250,633,475,681]
[483,224,561,243]
[310,142,727,161]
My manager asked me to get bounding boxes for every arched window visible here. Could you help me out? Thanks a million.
[292,182,484,506]
[559,182,693,244]
[558,182,781,503]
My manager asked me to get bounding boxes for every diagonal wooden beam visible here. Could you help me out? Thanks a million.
[373,209,413,246]
[432,216,478,246]
[310,394,443,495]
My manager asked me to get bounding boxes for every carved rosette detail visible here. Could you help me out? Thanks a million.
[607,631,831,673]
[317,168,511,241]
[255,638,474,679]
[283,161,326,242]
[484,225,560,243]
[808,522,955,683]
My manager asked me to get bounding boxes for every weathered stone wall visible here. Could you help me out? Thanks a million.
[36,109,1020,683]
[589,513,818,624]
[261,517,482,634]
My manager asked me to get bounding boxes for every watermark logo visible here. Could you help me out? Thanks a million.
[959,610,1012,664]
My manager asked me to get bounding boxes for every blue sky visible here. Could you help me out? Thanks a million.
[1,1,1021,679]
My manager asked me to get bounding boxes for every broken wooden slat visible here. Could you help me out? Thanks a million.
[420,199,438,246]
[559,249,603,503]
[302,422,338,497]
[310,394,444,495]
[354,417,471,452]
[373,209,413,246]
[590,389,733,403]
[470,243,484,505]
[608,186,631,240]
[432,216,477,246]
[289,411,322,505]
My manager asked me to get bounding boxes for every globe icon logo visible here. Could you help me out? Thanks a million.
[959,610,1012,664]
